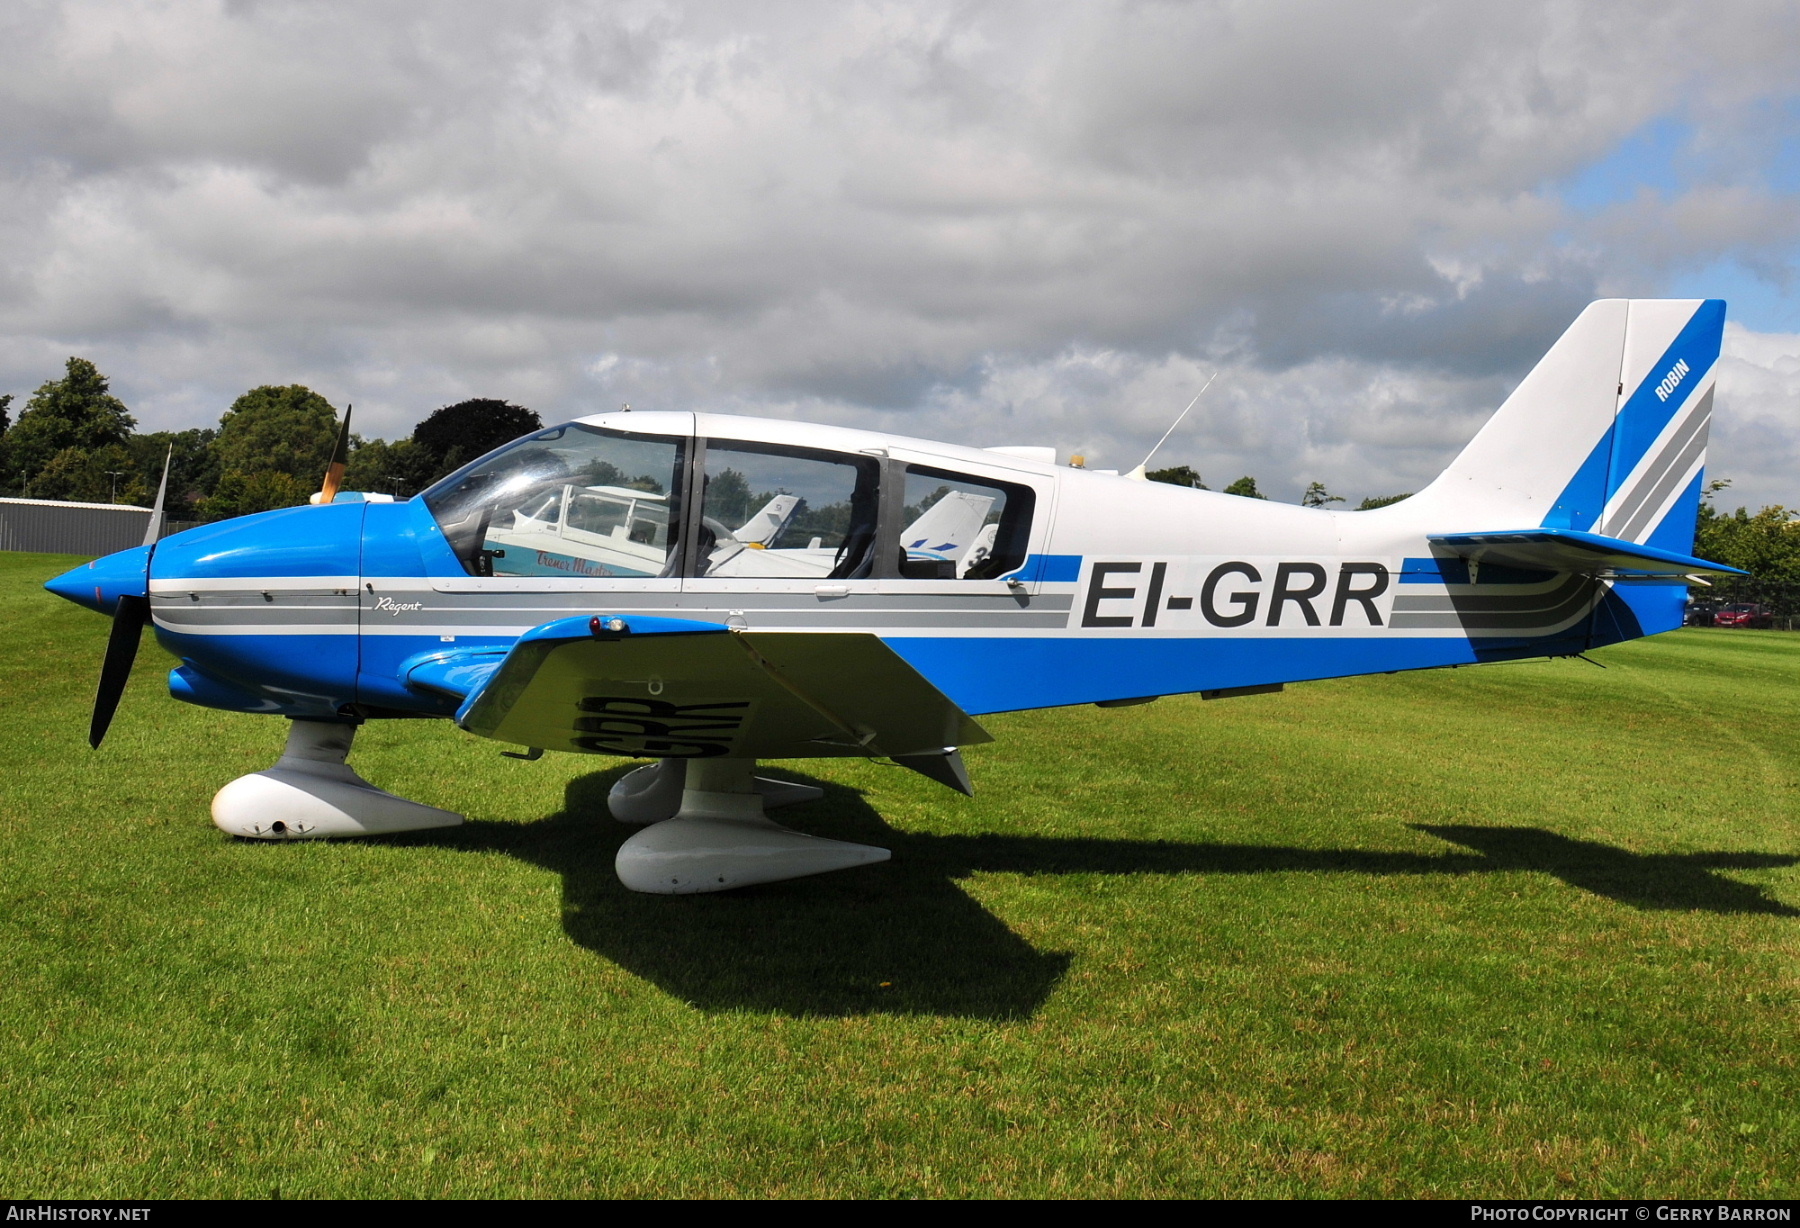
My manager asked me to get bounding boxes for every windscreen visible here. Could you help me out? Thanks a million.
[422,424,687,578]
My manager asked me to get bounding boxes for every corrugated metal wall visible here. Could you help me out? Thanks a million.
[0,499,153,556]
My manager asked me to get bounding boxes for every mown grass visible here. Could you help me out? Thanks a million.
[1,549,1796,1198]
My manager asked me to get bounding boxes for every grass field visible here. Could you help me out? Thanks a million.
[1,549,1797,1199]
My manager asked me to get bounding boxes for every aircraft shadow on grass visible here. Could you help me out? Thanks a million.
[412,768,1799,1021]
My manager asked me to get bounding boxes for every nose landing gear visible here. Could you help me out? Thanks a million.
[211,719,463,839]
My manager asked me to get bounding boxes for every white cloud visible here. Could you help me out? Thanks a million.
[0,0,1794,506]
[1713,322,1800,511]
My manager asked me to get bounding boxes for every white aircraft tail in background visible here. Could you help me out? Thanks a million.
[733,493,802,545]
[901,489,995,572]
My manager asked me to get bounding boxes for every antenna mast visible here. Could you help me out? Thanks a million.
[1128,371,1219,481]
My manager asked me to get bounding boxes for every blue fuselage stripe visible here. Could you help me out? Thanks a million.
[882,635,1549,715]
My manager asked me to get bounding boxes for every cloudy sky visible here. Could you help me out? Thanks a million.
[2,0,1798,506]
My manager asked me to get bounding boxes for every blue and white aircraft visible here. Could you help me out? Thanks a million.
[48,299,1740,894]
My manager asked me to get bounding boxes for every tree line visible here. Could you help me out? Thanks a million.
[1144,465,1410,509]
[0,357,540,519]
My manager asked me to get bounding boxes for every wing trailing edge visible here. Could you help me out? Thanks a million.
[1427,528,1743,579]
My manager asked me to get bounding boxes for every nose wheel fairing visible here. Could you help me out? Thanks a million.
[211,720,462,840]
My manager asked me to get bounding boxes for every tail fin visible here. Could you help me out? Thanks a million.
[1419,299,1725,555]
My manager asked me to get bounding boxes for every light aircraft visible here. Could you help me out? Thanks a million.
[48,298,1740,894]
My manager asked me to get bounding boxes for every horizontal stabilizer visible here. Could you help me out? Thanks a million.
[454,613,989,760]
[1428,529,1744,578]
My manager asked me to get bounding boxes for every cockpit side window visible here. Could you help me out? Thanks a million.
[696,440,881,580]
[897,465,1033,580]
[422,424,687,578]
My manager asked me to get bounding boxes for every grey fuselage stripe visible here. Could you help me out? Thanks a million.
[1609,387,1712,539]
[1392,575,1592,615]
[1390,577,1598,631]
[374,590,1074,613]
[1617,412,1711,543]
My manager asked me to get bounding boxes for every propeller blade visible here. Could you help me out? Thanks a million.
[141,444,173,547]
[90,595,149,749]
[317,403,353,505]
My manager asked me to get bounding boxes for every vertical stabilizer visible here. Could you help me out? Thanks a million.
[1416,299,1724,557]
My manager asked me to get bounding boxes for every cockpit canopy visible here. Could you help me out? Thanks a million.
[422,421,1035,581]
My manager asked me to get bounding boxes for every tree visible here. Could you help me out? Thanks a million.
[213,386,341,485]
[411,399,542,484]
[340,399,544,499]
[0,392,12,436]
[128,429,220,511]
[1223,476,1266,499]
[1357,493,1413,510]
[1695,505,1800,584]
[198,470,315,521]
[705,468,754,526]
[1301,481,1343,509]
[5,358,136,486]
[342,436,439,498]
[1146,464,1207,489]
[26,444,147,504]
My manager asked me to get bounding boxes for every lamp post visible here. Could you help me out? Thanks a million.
[105,471,125,504]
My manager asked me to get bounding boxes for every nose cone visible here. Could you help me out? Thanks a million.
[46,544,153,616]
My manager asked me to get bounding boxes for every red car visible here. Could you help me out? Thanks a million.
[1712,602,1776,629]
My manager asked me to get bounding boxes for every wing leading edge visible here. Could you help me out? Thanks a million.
[1428,528,1743,578]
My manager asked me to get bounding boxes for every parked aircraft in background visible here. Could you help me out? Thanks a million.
[49,299,1739,894]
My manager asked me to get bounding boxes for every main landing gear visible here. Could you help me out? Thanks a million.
[212,723,887,894]
[608,758,889,895]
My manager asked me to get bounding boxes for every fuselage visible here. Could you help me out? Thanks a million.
[122,409,1682,726]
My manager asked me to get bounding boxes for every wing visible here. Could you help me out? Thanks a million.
[1428,528,1744,578]
[451,614,991,761]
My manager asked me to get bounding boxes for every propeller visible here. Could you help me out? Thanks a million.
[90,595,149,748]
[91,445,172,748]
